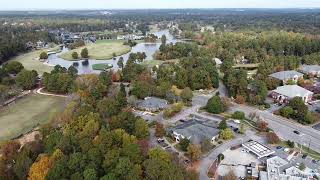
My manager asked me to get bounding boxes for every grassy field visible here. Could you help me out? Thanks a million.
[140,60,164,67]
[59,40,131,60]
[0,94,65,141]
[92,63,113,70]
[8,46,61,75]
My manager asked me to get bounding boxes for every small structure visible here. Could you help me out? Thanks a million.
[299,65,320,77]
[36,40,44,49]
[168,118,219,144]
[242,141,275,159]
[136,97,168,112]
[271,85,314,103]
[269,70,304,84]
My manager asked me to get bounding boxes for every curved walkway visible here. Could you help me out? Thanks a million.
[35,87,68,98]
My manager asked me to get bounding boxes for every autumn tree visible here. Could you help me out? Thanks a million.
[155,122,166,137]
[266,132,280,144]
[187,144,201,162]
[257,120,269,132]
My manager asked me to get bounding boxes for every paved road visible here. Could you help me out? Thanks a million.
[229,104,320,152]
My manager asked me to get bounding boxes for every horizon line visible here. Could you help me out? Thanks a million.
[1,7,320,11]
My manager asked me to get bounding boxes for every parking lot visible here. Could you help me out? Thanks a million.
[217,148,261,178]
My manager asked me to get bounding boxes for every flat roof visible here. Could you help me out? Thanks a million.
[242,141,275,158]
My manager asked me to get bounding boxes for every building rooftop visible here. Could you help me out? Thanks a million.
[169,119,219,144]
[136,97,168,111]
[266,156,309,180]
[299,65,320,74]
[273,85,313,98]
[242,141,275,159]
[269,70,304,81]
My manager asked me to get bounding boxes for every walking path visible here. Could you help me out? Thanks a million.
[35,87,68,98]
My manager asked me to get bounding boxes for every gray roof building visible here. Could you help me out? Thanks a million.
[269,70,303,81]
[136,97,168,112]
[299,65,320,75]
[168,118,220,144]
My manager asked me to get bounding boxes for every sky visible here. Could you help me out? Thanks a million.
[1,0,320,10]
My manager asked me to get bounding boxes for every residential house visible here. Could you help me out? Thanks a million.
[271,85,314,103]
[136,97,168,112]
[168,118,220,144]
[299,65,320,77]
[269,70,304,84]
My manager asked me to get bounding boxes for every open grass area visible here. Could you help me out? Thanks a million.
[59,40,131,60]
[9,50,56,75]
[140,60,164,67]
[92,63,113,71]
[0,94,65,141]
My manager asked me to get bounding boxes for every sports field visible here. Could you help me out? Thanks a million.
[0,94,65,140]
[59,40,131,60]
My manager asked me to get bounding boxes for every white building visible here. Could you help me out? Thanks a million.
[271,85,314,104]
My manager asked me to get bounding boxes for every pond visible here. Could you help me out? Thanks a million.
[47,30,179,74]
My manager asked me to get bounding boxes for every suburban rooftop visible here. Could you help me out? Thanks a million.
[273,85,314,98]
[269,70,304,81]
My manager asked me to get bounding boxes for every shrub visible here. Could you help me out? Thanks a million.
[219,128,234,140]
[279,107,294,118]
[257,120,268,132]
[179,138,190,151]
[232,111,245,120]
[163,103,183,118]
[81,48,89,58]
[72,52,79,59]
[39,52,48,59]
[287,140,295,148]
[235,95,245,104]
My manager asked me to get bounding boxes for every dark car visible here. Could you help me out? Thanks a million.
[293,130,300,135]
[276,146,283,150]
[302,154,307,159]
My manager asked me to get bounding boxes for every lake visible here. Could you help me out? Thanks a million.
[47,30,179,74]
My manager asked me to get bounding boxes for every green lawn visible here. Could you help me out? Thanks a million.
[92,63,113,71]
[140,60,164,67]
[9,50,54,75]
[59,40,131,60]
[0,94,65,141]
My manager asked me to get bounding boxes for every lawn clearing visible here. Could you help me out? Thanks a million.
[140,60,164,67]
[59,40,131,60]
[0,94,65,141]
[8,46,61,75]
[92,63,113,71]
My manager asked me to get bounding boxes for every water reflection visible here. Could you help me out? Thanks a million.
[47,30,179,74]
